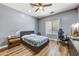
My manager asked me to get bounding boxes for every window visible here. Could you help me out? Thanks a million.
[45,21,52,34]
[45,20,60,35]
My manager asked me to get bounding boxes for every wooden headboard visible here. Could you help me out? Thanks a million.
[20,31,34,37]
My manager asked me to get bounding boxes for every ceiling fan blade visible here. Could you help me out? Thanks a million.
[38,3,42,6]
[43,4,52,7]
[30,3,38,6]
[35,8,39,12]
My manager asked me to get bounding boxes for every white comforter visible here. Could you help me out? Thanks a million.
[22,34,48,47]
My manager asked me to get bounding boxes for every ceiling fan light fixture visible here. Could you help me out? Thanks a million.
[30,3,52,12]
[39,6,43,9]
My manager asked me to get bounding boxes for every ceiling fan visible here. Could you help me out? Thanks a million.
[30,3,52,12]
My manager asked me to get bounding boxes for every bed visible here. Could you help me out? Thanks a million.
[22,34,48,47]
[20,31,49,47]
[20,31,49,53]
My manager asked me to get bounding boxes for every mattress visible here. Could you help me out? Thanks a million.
[22,34,48,47]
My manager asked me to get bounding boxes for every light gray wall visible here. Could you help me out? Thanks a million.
[35,18,39,33]
[0,4,38,47]
[39,9,79,38]
[78,7,79,19]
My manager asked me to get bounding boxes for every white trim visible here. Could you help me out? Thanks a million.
[0,45,8,49]
[49,38,58,41]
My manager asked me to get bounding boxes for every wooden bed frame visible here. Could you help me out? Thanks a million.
[20,31,49,53]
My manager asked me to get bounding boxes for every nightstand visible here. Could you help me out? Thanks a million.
[8,36,21,48]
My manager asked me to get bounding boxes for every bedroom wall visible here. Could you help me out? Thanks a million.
[0,4,38,47]
[78,6,79,19]
[39,9,79,38]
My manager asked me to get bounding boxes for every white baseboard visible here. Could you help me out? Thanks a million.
[0,45,8,49]
[49,38,58,41]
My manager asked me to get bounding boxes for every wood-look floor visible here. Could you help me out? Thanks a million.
[0,39,70,56]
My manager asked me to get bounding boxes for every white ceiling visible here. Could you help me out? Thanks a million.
[2,3,79,18]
